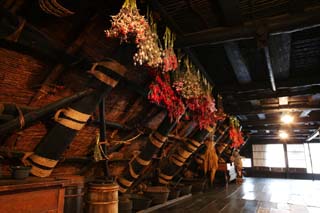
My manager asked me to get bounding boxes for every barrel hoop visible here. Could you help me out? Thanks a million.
[0,103,4,114]
[88,69,119,87]
[96,61,127,77]
[86,200,118,205]
[135,156,151,166]
[64,192,84,198]
[188,139,201,148]
[29,154,58,168]
[63,107,91,122]
[149,134,164,149]
[159,172,173,181]
[173,154,187,163]
[30,165,53,177]
[204,125,214,133]
[51,0,75,16]
[158,177,170,185]
[118,185,127,193]
[54,109,85,130]
[186,143,197,152]
[177,147,192,159]
[171,157,184,167]
[129,162,139,179]
[118,177,133,187]
[153,131,168,143]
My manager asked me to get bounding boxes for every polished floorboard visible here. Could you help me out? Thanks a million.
[153,178,320,213]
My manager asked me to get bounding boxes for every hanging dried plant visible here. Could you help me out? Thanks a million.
[105,0,163,68]
[229,116,244,148]
[148,73,185,121]
[162,27,178,72]
[202,140,219,183]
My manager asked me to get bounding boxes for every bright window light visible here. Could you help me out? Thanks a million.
[279,130,289,139]
[281,114,294,124]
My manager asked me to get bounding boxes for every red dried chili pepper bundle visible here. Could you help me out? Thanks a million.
[186,95,217,129]
[229,116,244,148]
[148,74,185,121]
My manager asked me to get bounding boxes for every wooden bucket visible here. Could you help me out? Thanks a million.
[143,186,170,205]
[64,183,84,213]
[118,195,132,213]
[86,183,119,213]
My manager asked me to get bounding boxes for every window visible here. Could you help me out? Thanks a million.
[252,144,285,168]
[305,143,320,174]
[241,158,252,168]
[287,144,307,168]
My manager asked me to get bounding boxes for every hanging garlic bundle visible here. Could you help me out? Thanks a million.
[162,27,178,72]
[105,0,163,68]
[173,57,204,99]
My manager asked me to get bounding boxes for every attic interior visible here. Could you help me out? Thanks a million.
[0,0,320,212]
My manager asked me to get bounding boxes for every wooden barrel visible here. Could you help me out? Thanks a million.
[86,183,119,213]
[64,183,84,213]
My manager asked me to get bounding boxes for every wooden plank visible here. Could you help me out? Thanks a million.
[268,34,291,80]
[137,194,192,213]
[216,0,242,26]
[224,42,251,84]
[176,6,320,47]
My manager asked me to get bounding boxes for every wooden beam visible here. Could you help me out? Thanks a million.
[242,116,320,126]
[225,104,320,115]
[176,6,320,47]
[263,46,277,91]
[224,42,251,84]
[218,78,320,94]
[246,124,319,131]
[227,86,320,102]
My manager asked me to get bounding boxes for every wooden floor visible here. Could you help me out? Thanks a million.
[153,178,320,213]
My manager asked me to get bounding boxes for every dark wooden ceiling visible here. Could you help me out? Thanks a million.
[151,0,320,144]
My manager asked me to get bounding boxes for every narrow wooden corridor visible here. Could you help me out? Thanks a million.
[152,178,320,213]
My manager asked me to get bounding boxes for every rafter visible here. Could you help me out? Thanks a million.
[176,6,320,47]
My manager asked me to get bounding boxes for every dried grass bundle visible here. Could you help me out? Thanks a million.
[202,140,219,183]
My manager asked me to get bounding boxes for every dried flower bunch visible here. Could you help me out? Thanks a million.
[133,24,163,67]
[105,0,163,68]
[162,27,178,72]
[148,74,185,121]
[173,67,204,99]
[229,116,244,148]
